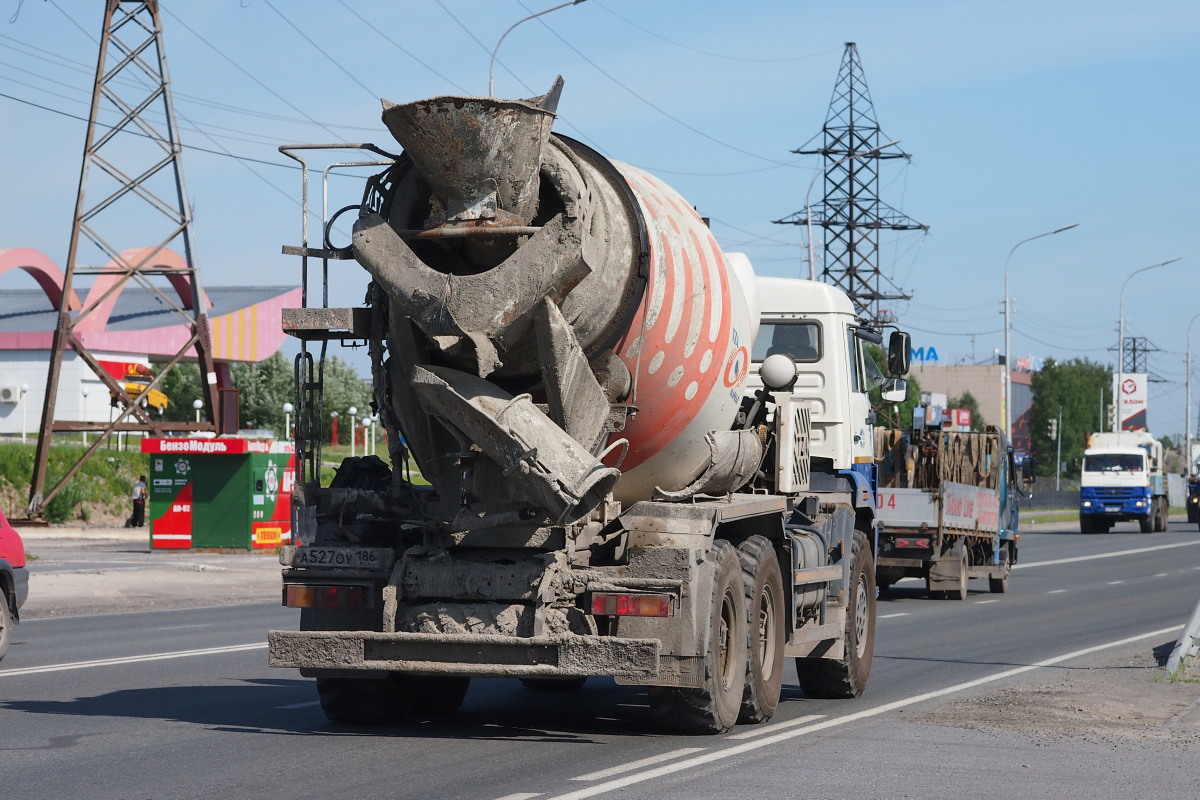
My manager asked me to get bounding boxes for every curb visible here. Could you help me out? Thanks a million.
[13,525,150,543]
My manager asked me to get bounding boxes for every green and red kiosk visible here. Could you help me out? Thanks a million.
[142,438,295,550]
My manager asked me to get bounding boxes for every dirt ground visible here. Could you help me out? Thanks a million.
[912,642,1200,743]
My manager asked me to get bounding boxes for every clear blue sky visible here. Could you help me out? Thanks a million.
[2,1,1198,437]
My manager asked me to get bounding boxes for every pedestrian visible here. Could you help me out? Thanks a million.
[130,475,147,528]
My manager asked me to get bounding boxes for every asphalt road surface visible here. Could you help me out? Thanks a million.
[2,520,1198,800]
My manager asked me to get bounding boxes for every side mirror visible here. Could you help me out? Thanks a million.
[880,377,908,404]
[888,331,911,376]
[1022,456,1037,485]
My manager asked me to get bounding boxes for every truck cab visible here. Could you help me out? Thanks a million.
[1079,431,1168,533]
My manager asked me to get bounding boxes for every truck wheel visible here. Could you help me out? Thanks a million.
[410,676,471,716]
[520,677,588,691]
[736,536,784,724]
[1079,515,1096,534]
[947,548,969,601]
[988,546,1011,594]
[1139,514,1154,534]
[1158,502,1169,532]
[794,530,874,699]
[648,540,746,734]
[316,674,412,723]
[0,595,11,662]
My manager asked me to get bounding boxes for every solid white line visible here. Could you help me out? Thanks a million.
[974,599,999,605]
[570,748,706,781]
[725,713,825,740]
[878,612,909,619]
[541,625,1182,800]
[276,700,321,710]
[0,643,267,678]
[1014,540,1200,570]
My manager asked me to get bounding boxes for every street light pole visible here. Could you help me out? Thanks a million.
[804,140,902,282]
[19,383,28,444]
[489,1,587,96]
[348,406,358,458]
[1187,312,1200,471]
[1115,257,1182,431]
[1002,223,1078,439]
[283,402,294,441]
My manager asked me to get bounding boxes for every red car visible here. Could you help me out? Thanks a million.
[0,507,28,661]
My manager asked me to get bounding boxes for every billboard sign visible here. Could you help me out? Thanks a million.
[1115,373,1148,430]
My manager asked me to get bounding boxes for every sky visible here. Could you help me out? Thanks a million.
[1,0,1198,437]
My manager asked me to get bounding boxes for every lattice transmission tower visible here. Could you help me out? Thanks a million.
[775,42,927,327]
[29,0,220,513]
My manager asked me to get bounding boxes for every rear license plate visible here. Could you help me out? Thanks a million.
[284,546,393,571]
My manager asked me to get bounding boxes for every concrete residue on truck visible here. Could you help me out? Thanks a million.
[267,80,912,734]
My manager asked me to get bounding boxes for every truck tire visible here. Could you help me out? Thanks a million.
[736,536,784,724]
[1139,514,1154,534]
[1157,501,1168,532]
[1079,515,1097,534]
[947,548,969,601]
[316,674,412,723]
[648,540,746,734]
[410,676,471,716]
[0,594,11,662]
[988,545,1011,594]
[794,530,874,699]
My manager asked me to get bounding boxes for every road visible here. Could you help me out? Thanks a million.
[2,521,1198,800]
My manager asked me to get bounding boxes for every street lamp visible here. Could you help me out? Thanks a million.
[19,383,28,444]
[193,398,203,424]
[348,406,358,458]
[489,0,587,96]
[1115,257,1182,430]
[1186,312,1200,471]
[283,402,294,440]
[1002,223,1079,438]
[81,387,90,446]
[802,140,903,282]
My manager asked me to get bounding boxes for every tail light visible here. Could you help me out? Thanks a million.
[283,584,367,609]
[590,592,673,617]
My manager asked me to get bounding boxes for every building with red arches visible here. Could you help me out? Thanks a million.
[0,247,300,436]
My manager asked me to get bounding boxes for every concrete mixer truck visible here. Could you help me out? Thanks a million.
[267,80,912,734]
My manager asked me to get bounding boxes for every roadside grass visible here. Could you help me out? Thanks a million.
[0,440,145,523]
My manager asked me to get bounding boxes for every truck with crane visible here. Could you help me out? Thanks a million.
[266,81,911,734]
[1079,431,1169,533]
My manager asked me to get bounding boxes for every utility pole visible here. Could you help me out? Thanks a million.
[1055,405,1063,491]
[773,42,926,327]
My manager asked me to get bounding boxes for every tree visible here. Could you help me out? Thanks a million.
[152,352,371,441]
[948,390,985,431]
[1029,358,1112,479]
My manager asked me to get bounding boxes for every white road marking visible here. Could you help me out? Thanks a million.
[1048,590,1067,594]
[1154,573,1168,578]
[276,700,321,710]
[540,625,1182,800]
[571,748,706,782]
[879,612,909,619]
[0,643,266,678]
[725,713,825,740]
[1014,540,1200,570]
[974,599,999,605]
[493,794,541,800]
[1108,581,1124,585]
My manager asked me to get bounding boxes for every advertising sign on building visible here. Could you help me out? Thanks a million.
[1114,373,1148,430]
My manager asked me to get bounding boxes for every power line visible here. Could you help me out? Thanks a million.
[593,1,838,65]
[260,0,380,103]
[519,0,795,168]
[335,0,470,95]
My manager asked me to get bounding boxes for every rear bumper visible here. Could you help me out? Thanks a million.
[268,629,661,679]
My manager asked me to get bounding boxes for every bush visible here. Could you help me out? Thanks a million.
[44,481,86,523]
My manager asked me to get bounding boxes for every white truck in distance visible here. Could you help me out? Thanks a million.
[1079,431,1168,533]
[267,83,911,735]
